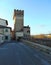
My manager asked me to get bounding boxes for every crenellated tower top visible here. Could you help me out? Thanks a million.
[13,9,24,19]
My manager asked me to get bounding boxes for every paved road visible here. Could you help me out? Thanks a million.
[0,41,51,65]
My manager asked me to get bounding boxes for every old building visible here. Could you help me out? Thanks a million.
[24,25,30,38]
[13,9,24,40]
[0,25,11,42]
[0,18,11,43]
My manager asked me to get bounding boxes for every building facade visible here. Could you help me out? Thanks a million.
[0,18,11,43]
[0,34,4,43]
[4,27,11,41]
[0,25,11,42]
[13,9,24,32]
[13,9,24,40]
[24,26,30,38]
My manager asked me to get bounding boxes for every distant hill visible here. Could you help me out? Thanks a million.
[32,34,51,39]
[46,35,51,39]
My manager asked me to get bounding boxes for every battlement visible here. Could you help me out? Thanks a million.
[13,9,24,19]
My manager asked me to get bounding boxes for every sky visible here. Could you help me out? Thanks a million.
[0,0,51,35]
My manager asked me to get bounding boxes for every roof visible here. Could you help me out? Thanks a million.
[24,26,30,28]
[0,25,11,30]
[0,18,8,25]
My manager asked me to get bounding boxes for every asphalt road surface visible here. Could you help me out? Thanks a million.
[0,41,51,65]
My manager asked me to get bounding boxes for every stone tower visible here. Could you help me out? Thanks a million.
[13,9,24,32]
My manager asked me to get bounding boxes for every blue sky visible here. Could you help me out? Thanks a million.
[0,0,51,35]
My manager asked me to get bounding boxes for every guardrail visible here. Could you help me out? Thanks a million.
[21,39,51,55]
